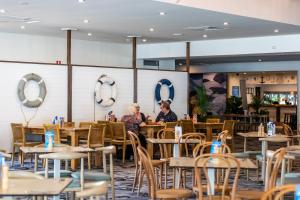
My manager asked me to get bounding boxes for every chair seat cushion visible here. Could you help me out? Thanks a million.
[71,171,111,181]
[35,170,72,178]
[156,189,192,199]
[236,190,263,200]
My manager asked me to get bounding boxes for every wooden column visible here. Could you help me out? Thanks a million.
[67,30,72,122]
[132,37,137,103]
[186,42,190,115]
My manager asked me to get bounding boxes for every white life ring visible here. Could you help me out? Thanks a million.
[17,73,47,108]
[95,75,117,107]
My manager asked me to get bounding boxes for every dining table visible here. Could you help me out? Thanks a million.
[0,178,72,197]
[193,122,224,141]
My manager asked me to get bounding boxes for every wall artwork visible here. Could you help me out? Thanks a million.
[189,73,227,116]
[232,86,239,97]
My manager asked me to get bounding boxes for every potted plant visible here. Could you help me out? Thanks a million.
[190,86,210,121]
[225,96,243,114]
[251,94,263,114]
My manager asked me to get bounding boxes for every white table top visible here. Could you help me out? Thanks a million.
[20,146,93,154]
[146,138,201,144]
[0,178,71,196]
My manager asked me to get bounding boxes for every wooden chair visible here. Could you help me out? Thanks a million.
[71,146,116,200]
[165,121,178,129]
[109,122,131,164]
[79,122,95,128]
[128,131,167,195]
[235,148,287,200]
[180,120,195,135]
[193,142,231,158]
[137,146,192,200]
[222,120,236,151]
[283,123,300,145]
[97,121,111,144]
[62,122,75,128]
[11,123,41,166]
[81,124,106,170]
[179,133,206,157]
[194,153,240,200]
[260,184,296,200]
[76,181,108,199]
[206,118,220,123]
[157,128,175,160]
[216,130,229,145]
[43,124,61,144]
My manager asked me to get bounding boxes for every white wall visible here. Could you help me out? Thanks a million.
[72,66,134,122]
[0,62,67,151]
[137,70,188,120]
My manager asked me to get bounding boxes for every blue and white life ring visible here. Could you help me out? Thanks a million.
[95,75,117,107]
[155,79,174,105]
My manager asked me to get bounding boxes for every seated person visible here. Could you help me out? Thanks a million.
[132,103,147,122]
[155,101,178,122]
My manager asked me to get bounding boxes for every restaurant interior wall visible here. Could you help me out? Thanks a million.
[137,69,188,120]
[0,62,68,151]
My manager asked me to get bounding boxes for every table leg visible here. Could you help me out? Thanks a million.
[71,133,79,170]
[146,128,154,159]
[173,143,180,188]
[280,158,286,186]
[207,127,213,141]
[53,159,61,200]
[208,169,215,195]
[244,138,247,152]
[34,154,38,172]
[261,141,268,182]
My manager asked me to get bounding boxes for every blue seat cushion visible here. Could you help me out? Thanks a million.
[71,171,111,181]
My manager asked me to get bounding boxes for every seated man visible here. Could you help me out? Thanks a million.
[155,101,178,122]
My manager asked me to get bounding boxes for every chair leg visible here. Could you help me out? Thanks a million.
[159,165,163,189]
[122,143,127,165]
[164,163,167,189]
[132,165,139,192]
[137,167,144,196]
[11,146,15,167]
[88,152,91,170]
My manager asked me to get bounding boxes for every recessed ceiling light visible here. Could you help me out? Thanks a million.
[159,12,166,16]
[125,38,130,42]
[83,19,89,23]
[0,9,6,13]
[203,34,207,38]
[20,25,25,29]
[142,39,147,42]
[149,28,154,32]
[243,72,247,75]
[78,0,86,3]
[60,27,78,31]
[173,33,183,36]
[25,20,40,24]
[258,59,262,62]
[274,29,279,33]
[87,33,92,36]
[127,35,141,38]
[179,63,183,66]
[223,22,229,26]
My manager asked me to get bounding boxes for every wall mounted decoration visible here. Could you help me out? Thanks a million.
[95,74,117,107]
[155,79,174,105]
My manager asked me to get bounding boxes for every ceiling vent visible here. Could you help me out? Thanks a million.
[184,26,227,31]
[0,15,31,23]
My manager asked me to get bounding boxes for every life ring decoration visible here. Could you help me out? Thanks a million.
[17,73,47,108]
[95,74,117,107]
[155,79,175,105]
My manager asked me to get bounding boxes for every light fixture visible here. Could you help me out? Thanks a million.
[159,11,166,16]
[60,27,78,31]
[223,22,229,26]
[179,63,183,66]
[83,19,89,23]
[20,25,25,29]
[274,29,279,33]
[25,20,40,24]
[258,59,262,62]
[87,33,92,36]
[127,35,141,38]
[243,72,247,75]
[142,39,147,42]
[149,28,154,32]
[0,9,6,13]
[173,33,183,36]
[203,34,207,38]
[78,0,86,3]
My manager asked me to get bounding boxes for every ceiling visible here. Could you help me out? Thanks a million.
[1,0,300,43]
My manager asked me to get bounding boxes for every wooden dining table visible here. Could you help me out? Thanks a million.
[24,126,90,169]
[0,178,72,197]
[194,122,224,141]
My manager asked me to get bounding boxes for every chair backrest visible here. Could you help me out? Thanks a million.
[206,118,220,123]
[180,120,194,134]
[216,130,229,144]
[137,146,157,200]
[194,153,240,200]
[179,133,206,157]
[265,148,287,190]
[193,142,231,158]
[222,120,236,137]
[79,122,95,128]
[109,122,126,140]
[282,124,293,136]
[165,121,178,129]
[10,123,25,144]
[43,124,60,143]
[97,121,112,140]
[157,128,175,159]
[128,131,141,167]
[62,122,75,128]
[261,184,295,200]
[88,124,106,147]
